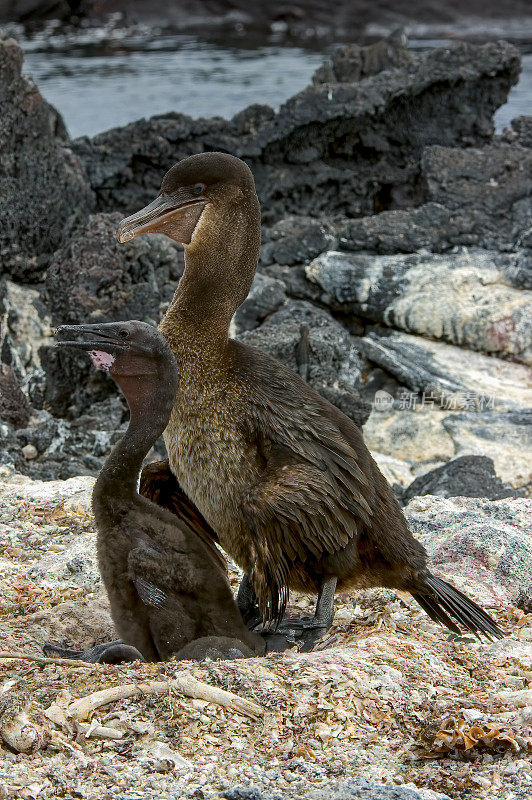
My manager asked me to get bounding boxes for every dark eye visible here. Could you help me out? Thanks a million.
[192,183,204,195]
[119,329,130,339]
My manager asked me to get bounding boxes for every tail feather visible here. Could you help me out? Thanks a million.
[413,574,504,641]
[413,592,461,635]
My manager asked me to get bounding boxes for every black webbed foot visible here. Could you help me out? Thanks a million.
[260,576,337,653]
[268,617,330,653]
[43,640,146,664]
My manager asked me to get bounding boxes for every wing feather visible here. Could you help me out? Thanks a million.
[139,459,226,571]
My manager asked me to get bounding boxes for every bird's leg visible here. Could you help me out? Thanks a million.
[236,573,263,629]
[43,641,146,664]
[272,576,337,653]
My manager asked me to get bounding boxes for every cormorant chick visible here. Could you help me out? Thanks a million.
[44,321,265,663]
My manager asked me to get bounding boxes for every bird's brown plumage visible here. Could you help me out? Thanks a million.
[139,458,225,572]
[52,320,265,661]
[117,152,503,640]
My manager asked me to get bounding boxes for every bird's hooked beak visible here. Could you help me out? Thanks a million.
[55,323,130,353]
[116,194,207,244]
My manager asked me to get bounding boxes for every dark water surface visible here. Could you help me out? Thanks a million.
[12,25,532,139]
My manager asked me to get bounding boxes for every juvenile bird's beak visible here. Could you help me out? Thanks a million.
[116,195,206,244]
[55,324,129,352]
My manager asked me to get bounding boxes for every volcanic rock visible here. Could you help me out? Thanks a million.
[74,41,520,223]
[421,141,532,250]
[363,407,455,466]
[363,405,531,492]
[260,216,335,268]
[0,364,30,428]
[405,495,532,607]
[504,115,532,149]
[401,455,522,505]
[232,273,287,334]
[0,279,53,379]
[42,212,181,415]
[442,411,531,490]
[307,249,532,363]
[0,36,94,282]
[358,329,532,411]
[312,28,412,85]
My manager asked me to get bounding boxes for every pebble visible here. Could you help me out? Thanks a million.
[22,444,38,460]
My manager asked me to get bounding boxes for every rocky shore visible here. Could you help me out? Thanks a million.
[1,30,530,496]
[0,26,531,800]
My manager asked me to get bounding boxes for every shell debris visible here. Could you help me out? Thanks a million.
[0,475,531,798]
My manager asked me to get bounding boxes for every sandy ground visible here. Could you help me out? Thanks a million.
[0,471,531,800]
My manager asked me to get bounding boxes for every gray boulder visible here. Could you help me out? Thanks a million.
[0,36,94,282]
[401,455,522,505]
[421,141,532,250]
[41,212,182,415]
[307,249,532,364]
[232,273,287,334]
[358,329,532,411]
[74,41,520,223]
[238,302,371,428]
[405,495,532,607]
[312,29,412,85]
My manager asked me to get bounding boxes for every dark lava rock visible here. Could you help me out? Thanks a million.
[238,301,371,428]
[401,455,522,505]
[0,36,94,282]
[0,396,128,480]
[42,212,181,415]
[260,216,335,267]
[338,134,532,254]
[338,202,461,254]
[0,364,30,428]
[233,274,286,334]
[503,115,532,149]
[0,0,92,23]
[312,28,412,84]
[421,141,532,251]
[3,0,530,45]
[74,40,519,224]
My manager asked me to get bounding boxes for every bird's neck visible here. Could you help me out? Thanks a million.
[159,194,261,367]
[92,378,174,526]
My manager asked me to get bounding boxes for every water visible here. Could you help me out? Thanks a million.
[13,27,532,139]
[18,30,328,138]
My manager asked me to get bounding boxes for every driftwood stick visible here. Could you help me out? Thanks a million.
[172,673,263,718]
[68,675,263,721]
[0,651,94,668]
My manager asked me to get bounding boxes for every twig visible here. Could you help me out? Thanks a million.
[68,674,263,721]
[0,650,94,668]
